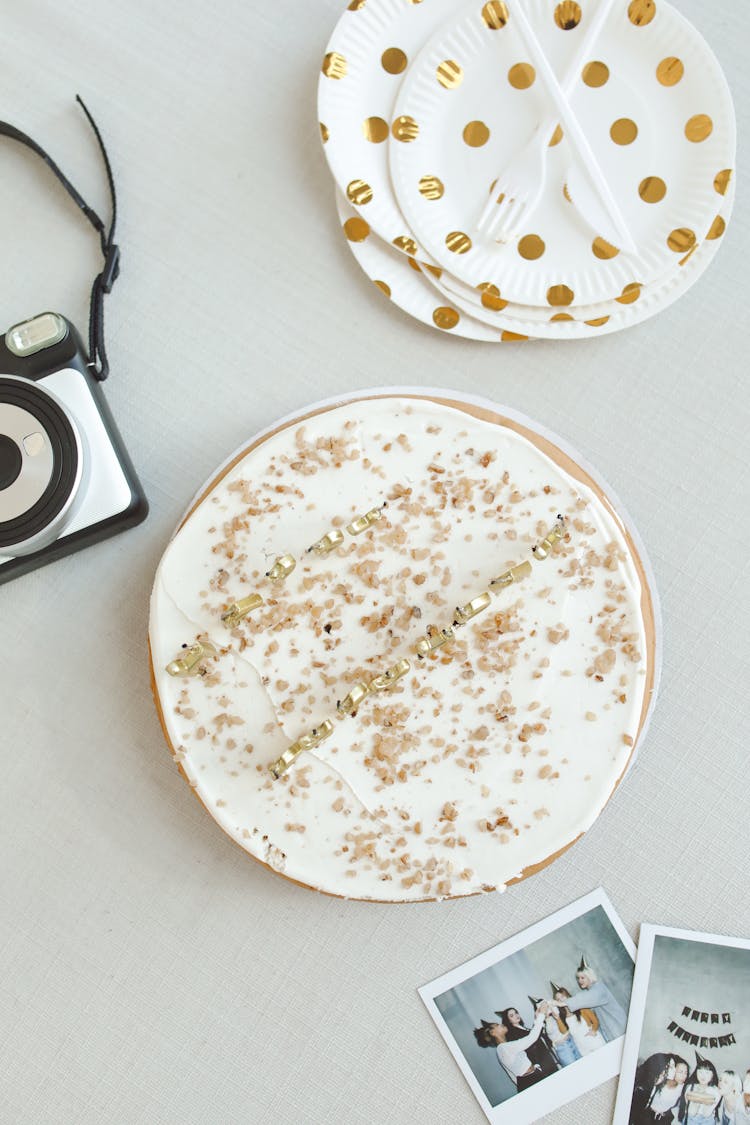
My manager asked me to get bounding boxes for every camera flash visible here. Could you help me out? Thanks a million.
[6,313,67,357]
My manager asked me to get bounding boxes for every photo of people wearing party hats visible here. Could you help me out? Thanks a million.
[420,890,635,1124]
[471,950,622,1088]
[614,927,750,1125]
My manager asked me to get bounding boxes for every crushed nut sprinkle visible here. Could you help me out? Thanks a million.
[163,409,650,901]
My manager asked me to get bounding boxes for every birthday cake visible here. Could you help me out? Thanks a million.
[149,393,658,902]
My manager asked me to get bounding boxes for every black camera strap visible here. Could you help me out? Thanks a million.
[0,96,119,381]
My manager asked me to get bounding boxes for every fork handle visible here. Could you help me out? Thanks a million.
[513,0,638,254]
[478,0,618,234]
[535,0,619,142]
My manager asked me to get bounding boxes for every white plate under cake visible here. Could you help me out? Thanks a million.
[149,392,659,902]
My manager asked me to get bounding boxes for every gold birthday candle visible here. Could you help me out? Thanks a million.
[336,682,370,716]
[346,504,386,536]
[261,515,574,779]
[270,720,335,780]
[307,529,345,557]
[414,625,455,659]
[453,592,492,626]
[489,560,533,590]
[266,554,297,581]
[533,516,567,560]
[166,640,218,678]
[221,593,264,629]
[369,658,411,693]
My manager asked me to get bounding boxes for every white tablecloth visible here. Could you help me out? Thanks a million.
[1,2,748,1122]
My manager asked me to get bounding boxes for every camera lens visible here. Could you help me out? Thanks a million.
[0,434,22,490]
[0,376,82,557]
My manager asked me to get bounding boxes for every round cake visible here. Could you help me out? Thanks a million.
[149,392,659,902]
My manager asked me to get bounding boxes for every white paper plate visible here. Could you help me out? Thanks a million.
[338,177,733,340]
[319,0,461,260]
[335,188,530,341]
[389,0,736,307]
[422,182,733,336]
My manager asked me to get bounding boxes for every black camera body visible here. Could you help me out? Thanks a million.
[0,312,148,584]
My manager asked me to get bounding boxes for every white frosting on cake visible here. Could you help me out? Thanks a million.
[149,396,655,901]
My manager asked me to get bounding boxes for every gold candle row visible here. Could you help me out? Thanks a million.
[413,560,533,660]
[166,516,570,787]
[270,534,565,776]
[168,519,567,681]
[220,504,387,629]
[269,657,411,779]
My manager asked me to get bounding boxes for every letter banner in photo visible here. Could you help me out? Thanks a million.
[668,1021,734,1046]
[682,1006,734,1024]
[667,1020,736,1049]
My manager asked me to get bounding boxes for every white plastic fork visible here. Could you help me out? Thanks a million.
[477,128,556,245]
[476,0,626,246]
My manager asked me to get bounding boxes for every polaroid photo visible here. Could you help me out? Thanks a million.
[613,925,750,1125]
[419,888,636,1125]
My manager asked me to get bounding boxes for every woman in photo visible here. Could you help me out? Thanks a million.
[717,1070,746,1125]
[561,955,628,1043]
[629,1054,689,1124]
[551,982,605,1057]
[473,1002,553,1092]
[676,1053,721,1122]
[496,1004,559,1077]
[542,989,582,1068]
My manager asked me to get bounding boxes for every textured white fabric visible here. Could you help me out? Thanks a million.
[0,2,748,1123]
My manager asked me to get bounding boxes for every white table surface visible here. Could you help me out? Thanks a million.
[1,2,748,1122]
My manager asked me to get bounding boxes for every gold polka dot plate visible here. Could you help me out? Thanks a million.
[337,178,734,341]
[335,188,519,341]
[417,175,733,337]
[318,0,465,261]
[388,0,736,311]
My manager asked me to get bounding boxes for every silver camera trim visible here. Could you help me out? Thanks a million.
[0,401,57,518]
[0,368,132,564]
[0,375,86,557]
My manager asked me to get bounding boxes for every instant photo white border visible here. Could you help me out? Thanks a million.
[419,888,636,1125]
[613,925,750,1124]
